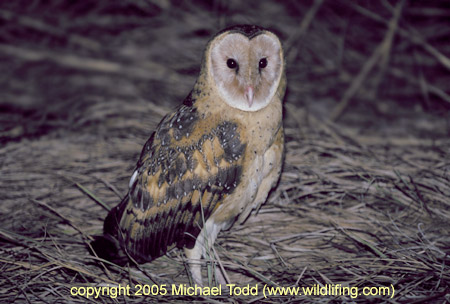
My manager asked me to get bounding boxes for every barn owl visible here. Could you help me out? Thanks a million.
[91,24,286,285]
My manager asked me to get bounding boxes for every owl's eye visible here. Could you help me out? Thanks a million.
[227,58,238,69]
[259,58,268,69]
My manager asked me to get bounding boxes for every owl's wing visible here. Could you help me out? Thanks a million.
[102,102,246,264]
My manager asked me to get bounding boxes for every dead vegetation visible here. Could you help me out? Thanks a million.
[0,1,449,303]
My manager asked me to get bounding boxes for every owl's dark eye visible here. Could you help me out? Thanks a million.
[227,58,238,69]
[259,58,268,69]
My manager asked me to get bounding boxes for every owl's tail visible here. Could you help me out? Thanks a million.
[90,196,129,266]
[90,234,128,266]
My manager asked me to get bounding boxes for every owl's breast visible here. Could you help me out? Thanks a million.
[208,99,284,226]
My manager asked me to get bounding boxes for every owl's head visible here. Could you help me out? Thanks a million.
[204,25,285,112]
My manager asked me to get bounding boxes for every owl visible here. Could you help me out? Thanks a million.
[91,24,286,285]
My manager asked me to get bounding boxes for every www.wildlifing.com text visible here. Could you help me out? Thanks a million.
[71,283,395,299]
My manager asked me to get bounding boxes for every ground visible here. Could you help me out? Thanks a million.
[0,1,449,303]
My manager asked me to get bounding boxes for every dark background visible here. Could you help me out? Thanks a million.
[1,0,449,143]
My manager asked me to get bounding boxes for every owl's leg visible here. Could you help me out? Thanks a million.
[184,243,202,286]
[184,218,224,286]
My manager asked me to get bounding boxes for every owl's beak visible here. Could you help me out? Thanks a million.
[245,86,254,107]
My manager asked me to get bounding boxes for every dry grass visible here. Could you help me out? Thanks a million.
[0,1,449,303]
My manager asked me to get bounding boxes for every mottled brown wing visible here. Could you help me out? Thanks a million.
[103,102,246,264]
